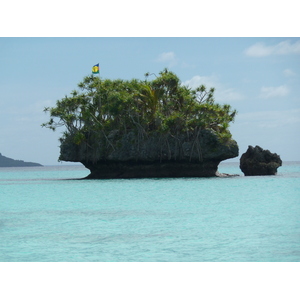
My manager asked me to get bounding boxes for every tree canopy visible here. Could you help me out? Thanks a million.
[42,69,237,146]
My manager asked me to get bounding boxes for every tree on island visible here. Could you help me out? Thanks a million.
[43,69,236,143]
[42,69,238,178]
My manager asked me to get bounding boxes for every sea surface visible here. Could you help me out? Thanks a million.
[1,162,299,262]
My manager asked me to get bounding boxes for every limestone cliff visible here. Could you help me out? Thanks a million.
[59,129,238,178]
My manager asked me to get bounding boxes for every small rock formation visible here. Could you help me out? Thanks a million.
[59,129,239,178]
[240,145,282,176]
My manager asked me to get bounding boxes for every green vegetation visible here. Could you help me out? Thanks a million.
[42,69,237,149]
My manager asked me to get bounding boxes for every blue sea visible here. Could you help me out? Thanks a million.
[1,161,300,262]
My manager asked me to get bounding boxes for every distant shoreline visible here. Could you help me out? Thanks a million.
[0,153,42,167]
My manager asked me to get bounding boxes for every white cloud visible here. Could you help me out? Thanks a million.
[183,75,244,103]
[283,68,296,77]
[156,51,178,67]
[245,40,300,57]
[183,74,218,90]
[245,42,273,57]
[218,88,245,102]
[155,52,196,69]
[259,85,290,98]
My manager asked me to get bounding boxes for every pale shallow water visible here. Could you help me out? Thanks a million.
[1,162,299,261]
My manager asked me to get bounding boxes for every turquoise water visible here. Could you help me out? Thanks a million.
[1,162,299,262]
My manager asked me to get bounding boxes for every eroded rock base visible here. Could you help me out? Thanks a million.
[82,160,220,179]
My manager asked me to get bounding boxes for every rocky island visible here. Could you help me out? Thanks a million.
[60,128,238,178]
[43,69,238,178]
[0,153,42,167]
[240,145,282,176]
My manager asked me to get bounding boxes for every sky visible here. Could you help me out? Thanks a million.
[1,37,300,165]
[1,4,299,298]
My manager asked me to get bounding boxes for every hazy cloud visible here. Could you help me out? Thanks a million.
[218,88,245,102]
[237,109,300,129]
[183,74,218,90]
[155,52,196,69]
[183,75,244,102]
[283,68,296,77]
[156,51,178,67]
[245,40,300,57]
[259,85,290,98]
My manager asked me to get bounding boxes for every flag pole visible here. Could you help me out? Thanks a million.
[92,63,101,112]
[98,64,101,111]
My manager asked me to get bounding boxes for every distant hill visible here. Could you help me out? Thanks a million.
[0,153,43,167]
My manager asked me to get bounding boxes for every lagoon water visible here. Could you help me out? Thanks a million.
[1,162,299,262]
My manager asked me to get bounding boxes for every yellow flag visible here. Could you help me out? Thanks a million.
[92,64,99,74]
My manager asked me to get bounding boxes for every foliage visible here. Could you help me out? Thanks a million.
[42,69,237,147]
